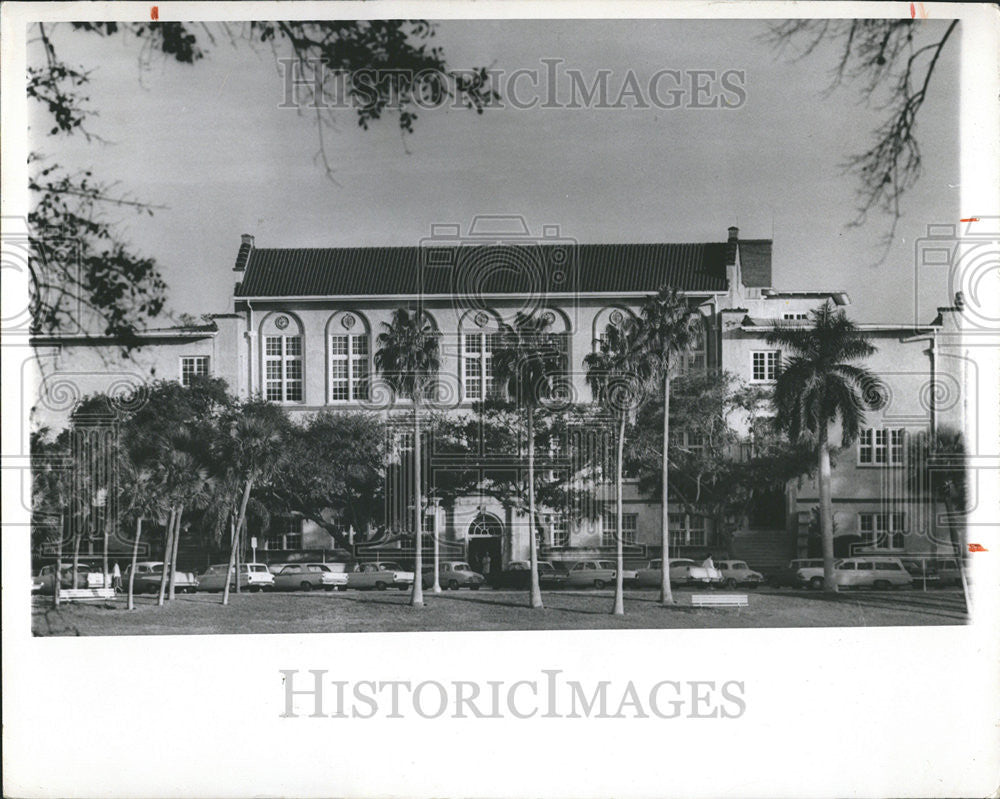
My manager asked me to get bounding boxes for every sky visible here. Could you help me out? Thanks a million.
[31,18,960,325]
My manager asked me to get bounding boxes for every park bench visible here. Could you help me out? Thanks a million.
[691,593,748,609]
[58,587,116,601]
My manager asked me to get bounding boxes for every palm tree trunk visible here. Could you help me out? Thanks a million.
[157,508,175,606]
[168,506,183,600]
[432,506,441,593]
[818,428,837,594]
[128,517,142,611]
[223,479,253,606]
[54,513,63,608]
[527,404,543,609]
[613,414,626,616]
[72,530,82,589]
[234,514,242,594]
[411,401,424,607]
[660,371,675,605]
[102,517,110,593]
[943,496,972,613]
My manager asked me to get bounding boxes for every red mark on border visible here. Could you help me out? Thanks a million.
[968,543,987,553]
[910,3,915,18]
[151,6,158,20]
[960,217,980,222]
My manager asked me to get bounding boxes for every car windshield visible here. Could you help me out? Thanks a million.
[249,564,268,573]
[537,563,553,573]
[455,563,471,571]
[732,562,747,569]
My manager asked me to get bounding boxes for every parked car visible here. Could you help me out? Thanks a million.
[564,560,637,589]
[34,563,107,595]
[196,563,275,592]
[833,558,913,589]
[493,560,568,589]
[899,558,940,588]
[715,560,764,588]
[768,559,825,588]
[345,561,414,591]
[929,557,963,587]
[637,558,723,587]
[422,561,486,590]
[124,561,199,594]
[271,562,349,592]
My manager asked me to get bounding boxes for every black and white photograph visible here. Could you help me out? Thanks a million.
[2,2,998,797]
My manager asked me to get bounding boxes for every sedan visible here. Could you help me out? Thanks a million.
[196,563,275,592]
[124,561,199,594]
[345,561,414,591]
[565,560,636,589]
[34,563,107,594]
[714,560,763,588]
[271,562,349,592]
[635,559,723,587]
[493,560,568,589]
[422,561,485,590]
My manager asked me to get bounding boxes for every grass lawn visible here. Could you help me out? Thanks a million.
[32,586,968,636]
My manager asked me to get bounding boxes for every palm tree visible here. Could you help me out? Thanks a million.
[118,461,166,610]
[637,287,702,606]
[585,318,650,615]
[493,312,567,608]
[766,301,878,593]
[220,404,288,606]
[375,308,440,608]
[493,312,566,610]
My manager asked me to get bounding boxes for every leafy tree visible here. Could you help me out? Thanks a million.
[766,301,880,593]
[629,370,814,561]
[585,318,651,616]
[636,287,702,606]
[217,401,290,606]
[28,21,496,343]
[907,426,970,607]
[272,411,387,547]
[493,312,567,609]
[764,20,958,245]
[375,308,440,608]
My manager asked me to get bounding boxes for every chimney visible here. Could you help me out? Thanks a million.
[727,226,739,242]
[233,233,254,272]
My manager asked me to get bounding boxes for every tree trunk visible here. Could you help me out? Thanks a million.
[102,516,110,593]
[613,414,626,616]
[54,514,63,608]
[527,403,543,609]
[943,496,972,613]
[432,504,441,593]
[127,517,142,611]
[818,428,837,594]
[411,400,424,607]
[223,479,253,606]
[660,370,675,605]
[72,530,82,590]
[157,508,175,606]
[234,513,242,595]
[168,506,183,600]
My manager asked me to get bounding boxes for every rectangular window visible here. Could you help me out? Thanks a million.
[858,427,905,465]
[782,312,808,320]
[264,335,303,402]
[546,512,569,548]
[601,509,638,546]
[751,351,779,382]
[858,512,905,550]
[679,323,707,374]
[330,333,370,402]
[180,356,209,387]
[669,513,707,547]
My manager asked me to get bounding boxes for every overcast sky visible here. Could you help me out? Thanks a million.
[32,18,960,324]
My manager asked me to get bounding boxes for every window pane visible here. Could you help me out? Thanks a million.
[352,335,369,355]
[331,335,348,356]
[285,336,302,356]
[265,337,282,356]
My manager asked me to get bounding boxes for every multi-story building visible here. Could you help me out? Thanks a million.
[30,224,966,570]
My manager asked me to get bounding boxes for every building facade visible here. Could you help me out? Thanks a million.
[30,224,967,570]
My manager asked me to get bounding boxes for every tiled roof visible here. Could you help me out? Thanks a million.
[234,242,744,297]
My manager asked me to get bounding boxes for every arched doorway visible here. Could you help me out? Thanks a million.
[466,513,503,578]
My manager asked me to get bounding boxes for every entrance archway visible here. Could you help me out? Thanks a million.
[466,513,503,578]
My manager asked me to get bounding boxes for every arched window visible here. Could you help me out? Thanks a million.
[326,312,371,402]
[592,306,637,352]
[459,310,501,401]
[261,313,304,403]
